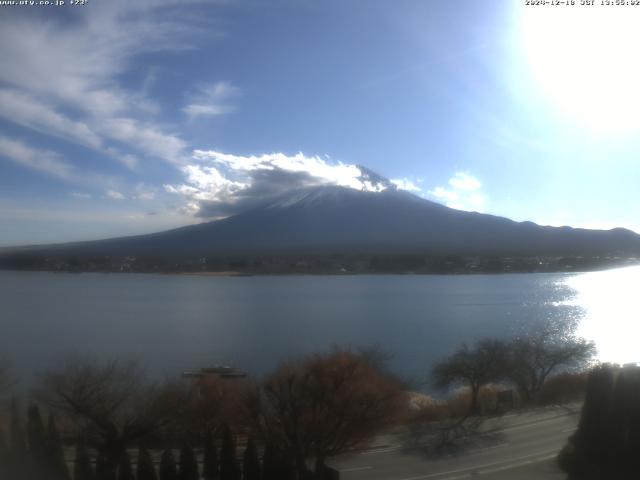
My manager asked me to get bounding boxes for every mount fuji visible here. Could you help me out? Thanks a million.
[6,175,640,262]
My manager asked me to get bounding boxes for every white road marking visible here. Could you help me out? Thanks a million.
[476,442,510,451]
[396,449,559,480]
[471,453,557,477]
[360,446,401,455]
[501,415,573,432]
[339,466,373,472]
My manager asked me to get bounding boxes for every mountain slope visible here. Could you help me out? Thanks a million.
[12,185,640,258]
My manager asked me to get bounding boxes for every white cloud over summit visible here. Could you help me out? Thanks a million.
[165,150,419,218]
[390,178,422,192]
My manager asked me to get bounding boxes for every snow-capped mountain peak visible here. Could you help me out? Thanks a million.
[355,165,396,192]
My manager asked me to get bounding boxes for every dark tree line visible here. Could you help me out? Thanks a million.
[559,365,640,479]
[0,348,402,480]
[1,402,294,480]
[36,356,190,478]
[0,400,69,480]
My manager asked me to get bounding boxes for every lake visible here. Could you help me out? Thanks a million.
[1,267,637,386]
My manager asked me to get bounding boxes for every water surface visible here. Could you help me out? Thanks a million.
[1,268,635,385]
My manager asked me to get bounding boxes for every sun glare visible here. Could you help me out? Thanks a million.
[562,266,640,366]
[522,5,640,133]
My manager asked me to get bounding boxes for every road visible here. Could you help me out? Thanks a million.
[330,405,580,480]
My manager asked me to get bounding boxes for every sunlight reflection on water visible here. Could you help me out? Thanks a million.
[560,265,640,366]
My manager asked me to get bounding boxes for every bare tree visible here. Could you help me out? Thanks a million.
[431,339,508,415]
[506,320,596,402]
[37,356,189,478]
[244,348,405,479]
[177,374,245,439]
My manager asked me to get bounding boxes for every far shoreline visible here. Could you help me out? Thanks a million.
[2,260,640,278]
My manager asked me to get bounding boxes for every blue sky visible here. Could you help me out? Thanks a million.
[1,0,640,246]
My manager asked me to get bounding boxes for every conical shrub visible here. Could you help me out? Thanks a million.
[178,443,199,480]
[95,453,113,480]
[9,398,28,479]
[219,425,240,480]
[137,447,157,480]
[117,451,135,480]
[10,398,26,456]
[202,432,219,480]
[242,438,260,480]
[27,404,47,466]
[73,440,94,480]
[0,428,11,479]
[159,448,178,480]
[261,444,291,480]
[46,413,70,480]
